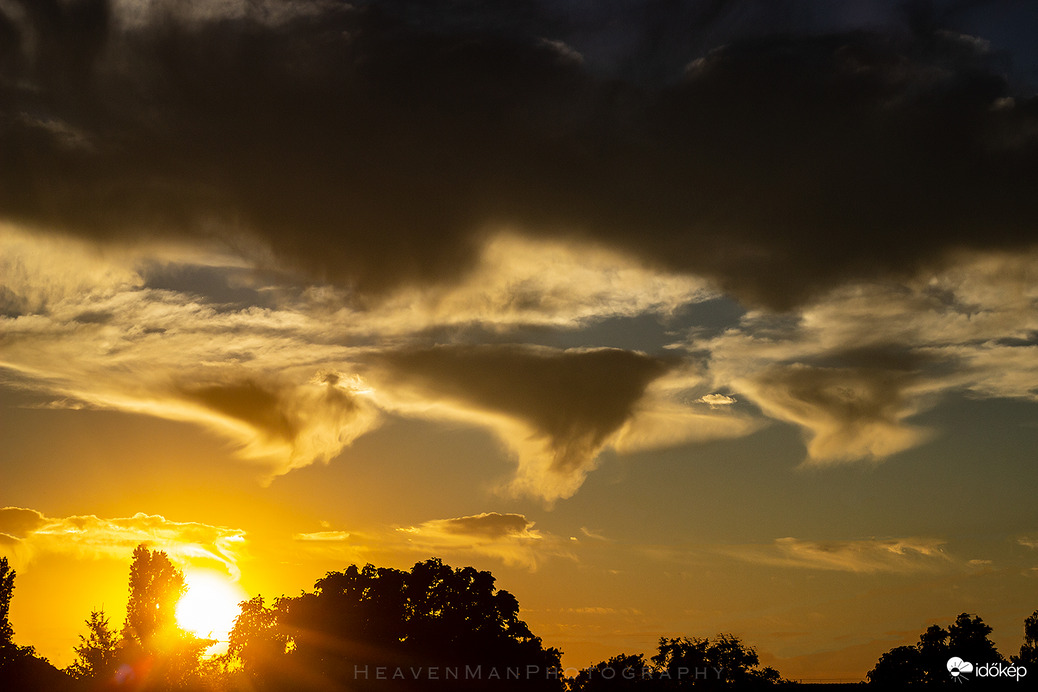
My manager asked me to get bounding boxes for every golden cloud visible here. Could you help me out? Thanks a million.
[3,223,1037,500]
[397,512,565,571]
[293,531,352,542]
[0,506,246,578]
[722,536,952,574]
[700,248,1038,465]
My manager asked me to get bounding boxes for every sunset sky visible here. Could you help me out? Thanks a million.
[2,0,1037,682]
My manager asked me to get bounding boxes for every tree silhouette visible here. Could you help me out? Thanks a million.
[947,613,1002,665]
[227,595,289,684]
[115,545,211,691]
[228,558,563,691]
[571,635,780,690]
[123,545,188,648]
[0,556,15,665]
[66,609,118,680]
[0,556,39,668]
[916,624,950,685]
[568,653,653,691]
[0,557,78,691]
[866,645,925,687]
[652,635,780,689]
[867,612,1006,686]
[1011,609,1038,667]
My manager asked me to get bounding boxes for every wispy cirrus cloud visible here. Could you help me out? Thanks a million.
[721,536,952,574]
[294,531,352,543]
[287,512,568,571]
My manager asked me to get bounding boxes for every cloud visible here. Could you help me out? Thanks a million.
[723,536,952,574]
[1,1,1036,311]
[563,607,642,616]
[0,507,47,538]
[579,527,609,541]
[172,373,380,476]
[1,4,1037,497]
[0,507,247,578]
[294,531,352,543]
[0,223,730,498]
[287,512,569,570]
[699,249,1038,464]
[696,393,737,406]
[365,232,714,333]
[370,345,672,500]
[397,512,558,570]
[741,361,932,464]
[609,368,762,456]
[369,345,758,500]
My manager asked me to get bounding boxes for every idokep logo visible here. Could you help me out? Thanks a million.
[947,656,1028,683]
[947,657,974,682]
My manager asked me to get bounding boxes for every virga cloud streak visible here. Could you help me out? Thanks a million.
[701,249,1038,464]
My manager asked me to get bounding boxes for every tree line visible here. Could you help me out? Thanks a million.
[1,549,1037,690]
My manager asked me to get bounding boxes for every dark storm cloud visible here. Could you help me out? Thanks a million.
[1,0,1037,309]
[374,344,669,474]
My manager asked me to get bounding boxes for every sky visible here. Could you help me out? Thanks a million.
[1,0,1037,682]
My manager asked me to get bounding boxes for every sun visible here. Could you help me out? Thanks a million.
[175,569,249,647]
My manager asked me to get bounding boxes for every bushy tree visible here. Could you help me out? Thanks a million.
[572,635,780,690]
[947,613,1002,665]
[0,556,15,663]
[0,556,36,669]
[866,645,925,687]
[0,557,78,691]
[1013,609,1038,667]
[652,634,780,688]
[226,595,288,684]
[867,612,1005,686]
[228,558,563,691]
[123,545,188,648]
[66,609,118,680]
[115,545,211,691]
[568,653,653,691]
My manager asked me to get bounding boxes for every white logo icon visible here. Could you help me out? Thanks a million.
[948,657,974,682]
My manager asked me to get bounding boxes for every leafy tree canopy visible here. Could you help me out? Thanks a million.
[571,634,781,690]
[867,612,1008,687]
[228,558,562,691]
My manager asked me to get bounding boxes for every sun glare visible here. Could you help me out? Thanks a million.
[175,569,249,648]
